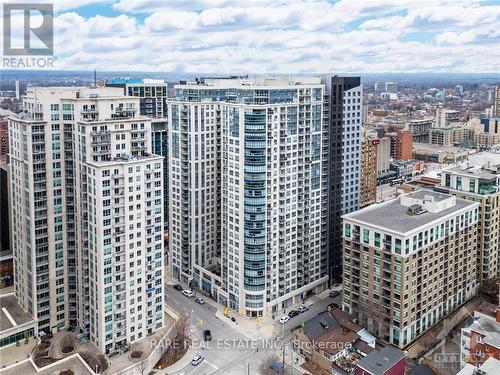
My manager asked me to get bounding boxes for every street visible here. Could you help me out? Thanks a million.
[165,282,341,374]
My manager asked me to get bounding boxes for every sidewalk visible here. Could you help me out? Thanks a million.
[157,348,198,374]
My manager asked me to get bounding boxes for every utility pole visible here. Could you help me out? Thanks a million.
[281,322,285,374]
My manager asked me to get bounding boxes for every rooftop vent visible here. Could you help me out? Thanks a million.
[423,195,434,203]
[376,358,389,367]
[319,320,329,330]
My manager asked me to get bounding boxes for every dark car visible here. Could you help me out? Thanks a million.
[288,310,299,318]
[329,291,341,298]
[203,330,211,341]
[173,284,183,291]
[328,303,339,310]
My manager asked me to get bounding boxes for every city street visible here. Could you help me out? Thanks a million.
[165,282,341,374]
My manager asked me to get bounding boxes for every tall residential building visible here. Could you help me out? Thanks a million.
[342,190,479,348]
[9,87,164,353]
[394,130,413,161]
[438,154,500,283]
[106,78,168,118]
[151,119,169,227]
[168,77,329,318]
[0,115,8,162]
[408,118,433,143]
[322,75,362,280]
[376,137,391,176]
[0,162,13,288]
[360,137,377,208]
[493,86,500,117]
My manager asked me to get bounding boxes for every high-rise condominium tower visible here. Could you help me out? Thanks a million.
[342,190,479,348]
[322,76,363,280]
[9,87,164,353]
[106,78,168,118]
[168,77,329,318]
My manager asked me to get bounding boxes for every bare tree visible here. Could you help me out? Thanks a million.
[60,334,76,354]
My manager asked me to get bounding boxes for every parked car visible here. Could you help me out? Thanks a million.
[298,305,309,313]
[329,291,341,298]
[204,329,212,341]
[182,289,194,298]
[278,315,290,324]
[173,284,183,291]
[191,354,204,366]
[288,310,299,318]
[195,297,205,305]
[328,302,339,310]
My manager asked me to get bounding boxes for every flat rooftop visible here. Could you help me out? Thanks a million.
[176,76,322,89]
[344,190,477,235]
[413,142,470,153]
[447,165,498,180]
[0,293,35,332]
[357,346,405,375]
[468,151,500,169]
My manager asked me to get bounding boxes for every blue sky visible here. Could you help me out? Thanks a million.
[5,0,500,72]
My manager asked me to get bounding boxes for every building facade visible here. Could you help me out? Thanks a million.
[342,190,479,348]
[493,86,500,117]
[394,130,413,161]
[360,138,377,208]
[106,79,168,119]
[9,87,164,353]
[168,77,329,317]
[408,118,433,143]
[438,156,500,283]
[322,76,362,280]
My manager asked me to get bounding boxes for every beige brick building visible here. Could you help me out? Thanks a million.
[342,190,479,348]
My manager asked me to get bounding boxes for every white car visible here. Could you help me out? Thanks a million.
[278,315,290,324]
[182,289,194,298]
[298,305,309,313]
[191,353,204,366]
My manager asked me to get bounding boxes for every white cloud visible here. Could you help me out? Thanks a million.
[44,0,500,73]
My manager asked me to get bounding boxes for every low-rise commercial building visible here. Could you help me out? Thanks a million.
[413,143,471,164]
[356,346,406,375]
[460,302,500,368]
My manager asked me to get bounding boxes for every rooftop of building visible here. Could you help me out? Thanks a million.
[25,86,135,100]
[107,78,165,85]
[0,292,36,332]
[413,142,472,154]
[468,314,500,349]
[314,328,359,355]
[297,308,364,342]
[446,164,499,180]
[175,75,322,88]
[343,189,477,235]
[467,151,500,169]
[457,357,500,375]
[356,346,406,375]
